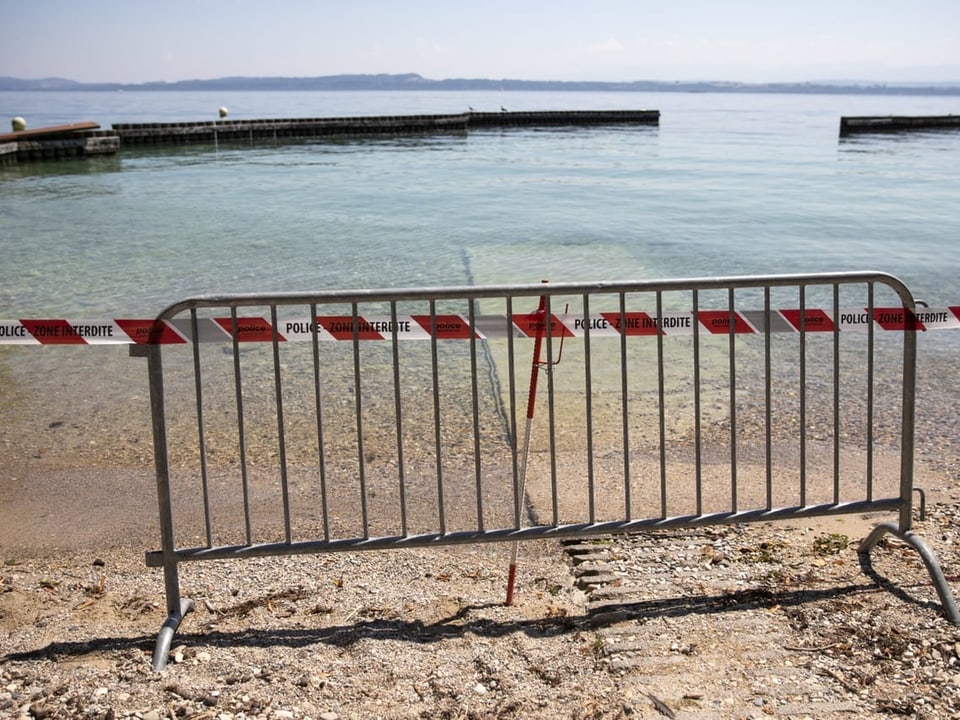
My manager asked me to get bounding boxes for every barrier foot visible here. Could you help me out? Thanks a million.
[859,522,960,625]
[152,598,196,672]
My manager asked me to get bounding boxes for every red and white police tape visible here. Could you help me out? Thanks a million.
[1,307,958,345]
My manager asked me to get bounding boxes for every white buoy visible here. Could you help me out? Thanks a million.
[218,107,228,119]
[11,117,26,132]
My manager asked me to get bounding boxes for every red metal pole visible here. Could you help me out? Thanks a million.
[505,291,548,606]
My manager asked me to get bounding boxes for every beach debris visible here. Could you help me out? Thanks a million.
[644,691,676,718]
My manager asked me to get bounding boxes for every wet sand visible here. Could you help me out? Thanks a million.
[2,334,959,559]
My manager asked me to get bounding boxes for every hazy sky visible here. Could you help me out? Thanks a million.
[3,0,959,84]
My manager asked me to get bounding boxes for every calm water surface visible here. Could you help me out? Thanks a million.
[3,90,959,316]
[1,89,959,468]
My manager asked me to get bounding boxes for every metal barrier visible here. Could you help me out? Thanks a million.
[134,271,959,670]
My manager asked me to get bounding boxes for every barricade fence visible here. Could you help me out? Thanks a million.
[129,272,957,670]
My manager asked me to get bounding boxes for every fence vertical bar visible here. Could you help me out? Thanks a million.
[147,331,195,672]
[763,288,773,510]
[270,304,292,543]
[832,284,842,504]
[582,293,596,523]
[429,300,446,535]
[866,284,875,502]
[799,286,807,507]
[728,288,738,512]
[899,286,918,533]
[309,302,331,543]
[468,298,484,531]
[505,296,521,530]
[618,292,631,521]
[692,290,703,515]
[390,300,409,537]
[351,301,369,539]
[230,309,253,545]
[189,309,213,547]
[656,291,667,518]
[544,294,559,526]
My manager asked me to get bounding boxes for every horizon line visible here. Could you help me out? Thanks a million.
[4,72,960,89]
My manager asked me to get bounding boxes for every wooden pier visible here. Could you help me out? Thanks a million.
[839,114,960,136]
[0,122,119,165]
[1,110,660,163]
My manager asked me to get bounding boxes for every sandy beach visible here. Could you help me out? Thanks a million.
[3,332,960,718]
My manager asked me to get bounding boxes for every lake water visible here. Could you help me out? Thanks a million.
[1,89,959,470]
[3,90,960,315]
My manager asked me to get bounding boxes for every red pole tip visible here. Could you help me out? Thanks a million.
[505,564,517,606]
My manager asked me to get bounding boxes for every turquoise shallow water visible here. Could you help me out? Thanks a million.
[1,90,960,432]
[3,89,960,321]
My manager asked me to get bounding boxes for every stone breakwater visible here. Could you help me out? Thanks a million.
[0,109,660,164]
[839,113,960,136]
[7,110,958,163]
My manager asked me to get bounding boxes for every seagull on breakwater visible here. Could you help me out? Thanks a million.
[501,106,507,112]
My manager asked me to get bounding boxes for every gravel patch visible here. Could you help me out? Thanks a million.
[3,499,960,719]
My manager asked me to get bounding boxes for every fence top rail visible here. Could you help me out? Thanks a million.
[153,271,914,320]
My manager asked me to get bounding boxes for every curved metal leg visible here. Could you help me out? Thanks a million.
[152,598,196,672]
[859,522,960,626]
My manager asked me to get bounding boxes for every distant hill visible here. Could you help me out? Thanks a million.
[0,76,85,90]
[2,73,959,95]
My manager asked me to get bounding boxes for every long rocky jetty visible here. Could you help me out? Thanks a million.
[839,114,960,136]
[1,109,659,164]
